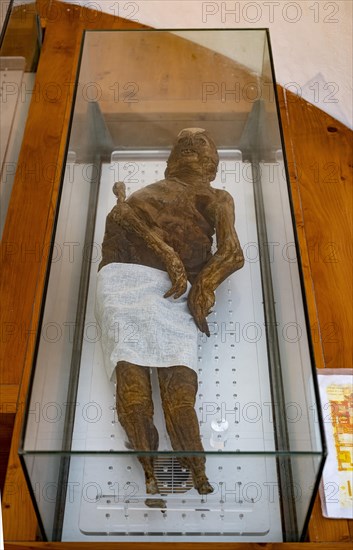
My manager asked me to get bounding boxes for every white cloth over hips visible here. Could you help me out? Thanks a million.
[95,263,198,380]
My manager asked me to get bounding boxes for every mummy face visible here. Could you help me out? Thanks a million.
[165,128,219,182]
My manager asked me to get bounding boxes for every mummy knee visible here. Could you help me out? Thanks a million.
[161,367,198,407]
[115,361,153,413]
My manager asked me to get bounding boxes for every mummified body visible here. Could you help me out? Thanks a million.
[98,128,244,499]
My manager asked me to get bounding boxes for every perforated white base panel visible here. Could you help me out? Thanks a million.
[62,154,282,541]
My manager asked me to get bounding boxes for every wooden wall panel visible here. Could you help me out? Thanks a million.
[277,87,352,542]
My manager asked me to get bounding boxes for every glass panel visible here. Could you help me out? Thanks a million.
[0,0,41,71]
[20,29,325,543]
[21,453,63,540]
[0,0,42,237]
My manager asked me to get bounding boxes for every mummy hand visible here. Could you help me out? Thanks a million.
[187,280,215,336]
[164,251,188,299]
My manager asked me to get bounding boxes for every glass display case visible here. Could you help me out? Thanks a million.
[0,0,42,236]
[19,29,326,542]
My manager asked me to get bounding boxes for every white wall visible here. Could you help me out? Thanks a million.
[59,0,352,129]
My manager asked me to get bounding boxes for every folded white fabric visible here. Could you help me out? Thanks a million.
[95,263,198,380]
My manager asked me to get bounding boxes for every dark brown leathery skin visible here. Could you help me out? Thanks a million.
[100,129,244,496]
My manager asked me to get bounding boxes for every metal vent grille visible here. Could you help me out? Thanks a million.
[154,457,193,494]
